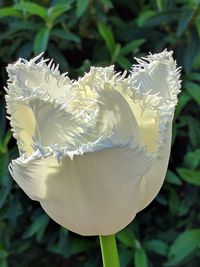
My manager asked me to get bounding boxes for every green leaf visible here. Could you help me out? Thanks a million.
[184,81,200,105]
[183,26,200,73]
[144,239,168,256]
[188,116,200,148]
[137,10,156,27]
[117,228,139,249]
[175,92,191,118]
[70,238,93,254]
[14,2,47,20]
[0,98,6,140]
[98,22,116,57]
[176,9,193,37]
[0,152,9,186]
[134,248,148,267]
[177,168,200,186]
[3,131,12,149]
[0,180,11,210]
[111,43,121,62]
[186,72,200,82]
[169,189,180,215]
[76,0,89,18]
[0,258,8,267]
[9,21,40,31]
[23,214,49,239]
[16,41,33,59]
[120,39,146,56]
[167,229,200,266]
[144,12,176,27]
[48,44,69,72]
[119,249,133,267]
[117,56,131,69]
[0,7,21,17]
[51,29,81,43]
[98,22,116,56]
[0,249,8,259]
[166,170,182,185]
[184,149,200,169]
[33,28,50,54]
[47,3,71,24]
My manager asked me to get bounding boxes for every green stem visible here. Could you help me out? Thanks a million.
[99,235,120,267]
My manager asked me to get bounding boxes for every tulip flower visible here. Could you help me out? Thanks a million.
[6,50,181,239]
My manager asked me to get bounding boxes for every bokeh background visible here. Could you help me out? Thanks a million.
[0,0,200,266]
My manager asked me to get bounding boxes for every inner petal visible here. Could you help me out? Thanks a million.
[8,102,36,154]
[123,96,159,153]
[30,98,92,150]
[93,89,141,146]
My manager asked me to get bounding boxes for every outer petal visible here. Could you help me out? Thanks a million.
[9,145,152,236]
[128,50,181,211]
[6,54,72,99]
[6,95,86,154]
[29,98,88,149]
[138,117,172,211]
[128,50,181,153]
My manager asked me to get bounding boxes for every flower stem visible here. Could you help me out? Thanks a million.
[99,235,120,267]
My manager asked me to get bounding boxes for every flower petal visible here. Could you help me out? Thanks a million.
[6,99,36,154]
[125,50,181,153]
[94,89,141,146]
[131,50,181,102]
[137,118,172,212]
[29,98,86,149]
[74,67,141,146]
[126,50,181,211]
[6,54,72,99]
[9,144,152,236]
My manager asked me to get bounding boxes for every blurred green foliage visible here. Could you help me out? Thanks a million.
[0,0,200,266]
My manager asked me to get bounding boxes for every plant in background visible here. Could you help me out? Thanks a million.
[5,50,181,266]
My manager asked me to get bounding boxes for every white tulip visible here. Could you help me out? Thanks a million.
[6,50,181,236]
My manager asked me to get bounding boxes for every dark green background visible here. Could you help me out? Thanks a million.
[0,0,200,266]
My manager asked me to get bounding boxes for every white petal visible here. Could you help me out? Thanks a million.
[7,55,72,99]
[131,50,181,103]
[126,50,181,211]
[6,93,90,154]
[6,97,36,153]
[29,98,85,148]
[137,119,172,211]
[125,50,181,153]
[94,89,141,146]
[74,67,141,146]
[126,99,159,153]
[9,145,152,236]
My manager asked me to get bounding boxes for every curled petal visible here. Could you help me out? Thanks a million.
[94,89,141,146]
[126,50,181,211]
[9,144,152,236]
[124,50,181,154]
[131,50,181,103]
[6,54,72,99]
[29,98,87,149]
[6,99,36,154]
[73,67,141,147]
[137,119,172,211]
